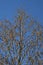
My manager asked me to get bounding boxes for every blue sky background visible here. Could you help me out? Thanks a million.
[0,0,43,25]
[0,0,43,65]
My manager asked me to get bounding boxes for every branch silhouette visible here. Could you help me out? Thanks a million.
[0,10,43,65]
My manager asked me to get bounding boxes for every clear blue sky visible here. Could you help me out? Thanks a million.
[0,0,43,25]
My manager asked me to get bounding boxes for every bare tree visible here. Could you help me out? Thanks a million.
[0,10,43,65]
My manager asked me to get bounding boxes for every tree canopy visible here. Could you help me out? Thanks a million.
[0,10,43,65]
